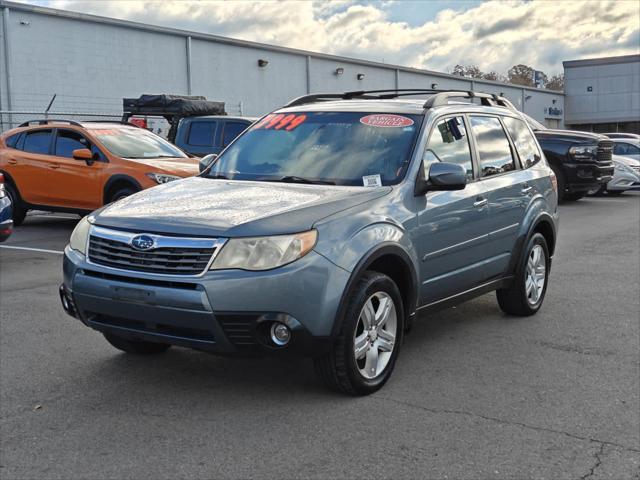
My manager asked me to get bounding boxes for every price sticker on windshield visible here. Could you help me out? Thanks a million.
[360,114,414,128]
[253,113,307,131]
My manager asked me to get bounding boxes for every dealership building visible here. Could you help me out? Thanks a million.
[563,54,640,134]
[0,0,567,132]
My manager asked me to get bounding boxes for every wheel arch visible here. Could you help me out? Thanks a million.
[103,175,142,204]
[330,242,419,340]
[508,210,557,275]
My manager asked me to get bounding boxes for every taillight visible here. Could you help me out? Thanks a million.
[0,173,5,198]
[549,169,558,194]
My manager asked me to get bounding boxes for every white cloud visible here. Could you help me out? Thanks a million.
[37,0,640,74]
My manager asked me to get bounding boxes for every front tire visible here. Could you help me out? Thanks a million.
[564,192,586,201]
[103,333,171,354]
[108,187,138,203]
[314,271,404,395]
[497,233,550,316]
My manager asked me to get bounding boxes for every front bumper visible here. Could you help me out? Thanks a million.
[61,247,350,356]
[564,161,614,192]
[606,169,640,192]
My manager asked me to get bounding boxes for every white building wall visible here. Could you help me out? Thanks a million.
[0,0,564,128]
[564,55,640,125]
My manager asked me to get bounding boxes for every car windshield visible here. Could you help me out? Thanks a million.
[92,128,187,159]
[206,111,423,186]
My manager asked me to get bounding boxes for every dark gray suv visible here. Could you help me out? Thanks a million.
[60,89,559,395]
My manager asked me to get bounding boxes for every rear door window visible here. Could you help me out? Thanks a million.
[424,116,474,179]
[222,122,248,147]
[55,129,89,158]
[187,121,217,146]
[469,116,516,177]
[502,116,542,168]
[22,129,53,155]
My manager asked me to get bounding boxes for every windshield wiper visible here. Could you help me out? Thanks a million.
[263,175,335,185]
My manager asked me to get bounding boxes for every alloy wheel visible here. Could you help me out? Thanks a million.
[353,291,397,379]
[525,244,546,305]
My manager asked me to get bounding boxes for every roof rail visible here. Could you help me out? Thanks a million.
[284,89,518,111]
[423,91,517,110]
[18,119,84,128]
[81,120,141,127]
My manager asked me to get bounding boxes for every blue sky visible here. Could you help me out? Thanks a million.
[21,0,640,75]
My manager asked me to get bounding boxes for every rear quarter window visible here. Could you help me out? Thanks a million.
[503,116,542,168]
[5,133,21,149]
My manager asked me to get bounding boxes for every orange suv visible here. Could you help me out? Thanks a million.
[0,120,199,225]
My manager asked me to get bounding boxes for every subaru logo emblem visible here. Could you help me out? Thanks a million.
[131,234,155,251]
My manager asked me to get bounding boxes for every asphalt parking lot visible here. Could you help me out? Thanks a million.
[1,194,639,480]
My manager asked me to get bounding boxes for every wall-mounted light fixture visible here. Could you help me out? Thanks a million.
[587,86,593,92]
[525,95,532,101]
[335,67,344,76]
[552,99,557,104]
[357,73,365,80]
[431,83,438,89]
[19,20,30,26]
[499,92,505,97]
[257,59,269,68]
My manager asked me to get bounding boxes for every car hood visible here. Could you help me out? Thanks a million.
[613,154,640,167]
[92,177,392,237]
[534,129,609,143]
[124,157,199,177]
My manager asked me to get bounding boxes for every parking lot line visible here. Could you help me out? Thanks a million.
[0,245,64,255]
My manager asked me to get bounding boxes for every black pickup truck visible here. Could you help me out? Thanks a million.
[523,114,614,201]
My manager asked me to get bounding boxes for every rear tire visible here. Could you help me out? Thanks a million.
[4,182,27,226]
[103,333,171,354]
[108,187,138,203]
[314,271,404,396]
[497,233,550,316]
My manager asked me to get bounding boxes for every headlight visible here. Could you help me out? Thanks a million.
[569,145,598,161]
[146,173,181,184]
[211,230,317,271]
[69,216,91,255]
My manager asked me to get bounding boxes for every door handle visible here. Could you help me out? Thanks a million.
[521,184,532,194]
[473,197,488,208]
[7,159,17,165]
[48,163,60,169]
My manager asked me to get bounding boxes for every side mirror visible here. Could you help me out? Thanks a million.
[72,148,94,165]
[415,161,467,195]
[199,154,218,174]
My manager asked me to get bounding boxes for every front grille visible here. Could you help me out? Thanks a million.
[597,141,613,163]
[88,234,217,276]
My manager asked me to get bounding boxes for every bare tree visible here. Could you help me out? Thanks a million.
[545,74,564,91]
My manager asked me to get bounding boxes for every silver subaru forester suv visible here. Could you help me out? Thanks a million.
[61,90,559,395]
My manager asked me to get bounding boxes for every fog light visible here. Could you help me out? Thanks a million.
[270,323,291,346]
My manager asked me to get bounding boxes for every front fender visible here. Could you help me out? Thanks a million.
[315,220,418,274]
